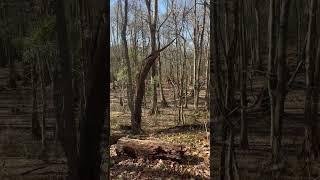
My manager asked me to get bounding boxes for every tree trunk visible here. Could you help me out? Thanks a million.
[31,60,41,137]
[225,0,238,109]
[121,0,134,114]
[303,0,320,159]
[78,1,109,180]
[254,2,262,69]
[210,0,227,179]
[239,0,248,149]
[158,48,168,107]
[268,0,277,148]
[147,0,159,115]
[8,47,16,89]
[272,0,291,164]
[38,56,47,155]
[55,0,79,179]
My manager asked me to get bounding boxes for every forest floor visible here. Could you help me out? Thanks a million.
[209,52,320,179]
[0,63,69,180]
[110,87,210,179]
[0,59,319,179]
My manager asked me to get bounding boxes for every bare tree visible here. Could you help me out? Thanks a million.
[121,0,134,115]
[145,0,159,115]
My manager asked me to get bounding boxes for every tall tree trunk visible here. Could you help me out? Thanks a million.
[211,0,227,179]
[147,0,159,115]
[55,0,79,179]
[38,56,47,155]
[272,0,291,164]
[254,1,262,69]
[303,0,320,159]
[239,0,248,149]
[268,0,277,148]
[31,60,41,137]
[121,0,134,114]
[158,44,168,107]
[132,40,174,133]
[78,1,109,179]
[225,0,238,109]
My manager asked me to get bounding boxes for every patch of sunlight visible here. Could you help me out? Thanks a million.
[156,132,207,148]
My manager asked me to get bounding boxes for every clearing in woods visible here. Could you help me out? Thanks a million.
[110,83,210,179]
[110,45,320,180]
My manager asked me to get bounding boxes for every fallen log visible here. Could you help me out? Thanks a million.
[115,137,186,162]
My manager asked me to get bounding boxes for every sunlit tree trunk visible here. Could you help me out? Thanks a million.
[121,0,134,114]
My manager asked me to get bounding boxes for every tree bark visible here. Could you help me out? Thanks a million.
[303,0,320,159]
[210,0,227,179]
[272,0,291,164]
[115,137,185,162]
[31,60,41,137]
[78,1,109,180]
[38,54,47,155]
[55,0,79,179]
[8,46,16,89]
[254,1,262,69]
[132,41,174,134]
[121,0,134,114]
[239,0,248,149]
[146,0,159,115]
[268,0,277,148]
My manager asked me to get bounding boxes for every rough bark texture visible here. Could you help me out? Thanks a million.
[115,137,185,162]
[55,0,79,179]
[78,1,109,180]
[210,0,227,179]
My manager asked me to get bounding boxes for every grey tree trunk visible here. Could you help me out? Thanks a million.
[121,0,134,114]
[146,0,159,115]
